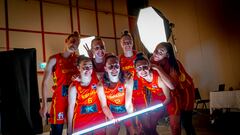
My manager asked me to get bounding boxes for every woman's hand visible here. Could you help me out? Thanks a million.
[83,43,93,58]
[124,71,133,80]
[71,74,81,82]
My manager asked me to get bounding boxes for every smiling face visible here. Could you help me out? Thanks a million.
[120,35,133,53]
[65,35,80,53]
[135,59,150,79]
[152,45,168,61]
[105,57,120,83]
[79,60,93,78]
[92,39,106,58]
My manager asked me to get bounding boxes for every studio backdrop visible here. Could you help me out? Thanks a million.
[0,48,43,135]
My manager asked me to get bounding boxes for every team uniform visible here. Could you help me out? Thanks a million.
[176,61,195,111]
[150,58,181,115]
[119,51,148,134]
[119,51,147,110]
[92,52,112,79]
[138,70,167,106]
[154,58,194,111]
[151,58,182,135]
[103,81,132,127]
[137,70,168,134]
[49,53,79,124]
[175,61,196,135]
[92,59,105,73]
[71,76,106,134]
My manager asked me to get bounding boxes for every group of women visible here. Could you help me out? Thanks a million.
[40,30,196,135]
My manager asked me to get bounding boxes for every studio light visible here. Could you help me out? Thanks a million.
[78,36,95,56]
[137,7,172,53]
[72,103,163,135]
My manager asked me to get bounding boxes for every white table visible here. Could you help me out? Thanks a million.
[210,90,240,115]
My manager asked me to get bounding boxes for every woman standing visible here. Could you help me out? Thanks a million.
[97,54,135,135]
[151,42,196,135]
[134,53,171,135]
[68,56,106,135]
[39,32,80,135]
[84,37,112,79]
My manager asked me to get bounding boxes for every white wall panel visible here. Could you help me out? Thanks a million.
[0,30,6,51]
[9,31,43,64]
[44,34,66,59]
[79,9,97,36]
[72,7,79,32]
[44,0,69,5]
[43,2,71,33]
[78,0,95,9]
[97,0,111,12]
[37,74,53,99]
[115,15,129,38]
[98,12,114,37]
[0,0,5,28]
[103,38,116,55]
[114,0,128,14]
[8,0,41,30]
[116,39,123,55]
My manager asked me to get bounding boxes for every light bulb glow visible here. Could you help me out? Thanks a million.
[72,103,163,135]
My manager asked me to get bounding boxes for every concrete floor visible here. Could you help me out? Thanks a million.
[40,110,240,135]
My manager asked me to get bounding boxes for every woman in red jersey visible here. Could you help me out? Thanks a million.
[134,52,171,135]
[68,56,106,135]
[119,31,175,134]
[151,42,196,135]
[39,32,80,135]
[118,31,147,134]
[84,37,112,79]
[97,55,135,135]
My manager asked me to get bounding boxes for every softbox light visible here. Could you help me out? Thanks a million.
[137,7,172,53]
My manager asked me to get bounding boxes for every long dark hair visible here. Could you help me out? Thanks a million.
[103,55,125,87]
[134,52,150,67]
[159,42,180,75]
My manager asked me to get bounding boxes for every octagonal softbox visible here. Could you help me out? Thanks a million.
[137,7,172,53]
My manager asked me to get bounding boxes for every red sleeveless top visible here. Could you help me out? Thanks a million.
[119,50,137,78]
[139,71,166,105]
[103,82,127,114]
[51,53,79,98]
